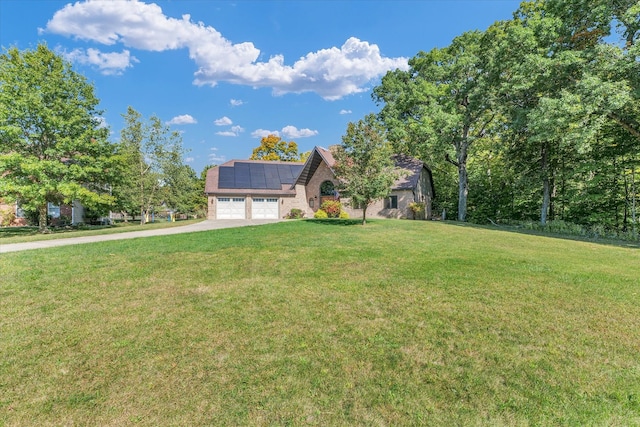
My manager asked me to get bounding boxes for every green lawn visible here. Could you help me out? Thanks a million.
[0,218,203,244]
[1,219,639,425]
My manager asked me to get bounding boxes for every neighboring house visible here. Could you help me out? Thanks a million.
[204,146,435,220]
[0,199,85,226]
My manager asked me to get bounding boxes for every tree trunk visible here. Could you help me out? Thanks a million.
[457,143,469,222]
[361,204,368,225]
[540,144,550,226]
[38,203,48,232]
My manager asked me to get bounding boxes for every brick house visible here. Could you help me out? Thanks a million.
[0,199,85,226]
[205,146,435,220]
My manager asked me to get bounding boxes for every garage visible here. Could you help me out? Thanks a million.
[252,197,279,219]
[217,197,246,219]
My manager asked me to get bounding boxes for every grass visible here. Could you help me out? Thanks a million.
[1,219,639,425]
[0,218,203,244]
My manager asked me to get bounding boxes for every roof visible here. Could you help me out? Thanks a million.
[205,159,304,196]
[205,146,435,198]
[293,146,335,187]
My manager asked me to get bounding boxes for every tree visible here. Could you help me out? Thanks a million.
[113,107,187,224]
[332,114,398,225]
[374,31,496,221]
[0,44,116,230]
[250,134,304,161]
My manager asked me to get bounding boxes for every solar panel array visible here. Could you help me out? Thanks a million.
[218,162,304,190]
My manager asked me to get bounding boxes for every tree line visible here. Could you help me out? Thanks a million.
[0,44,207,230]
[373,0,639,236]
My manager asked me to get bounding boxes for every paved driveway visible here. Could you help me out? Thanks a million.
[0,219,282,253]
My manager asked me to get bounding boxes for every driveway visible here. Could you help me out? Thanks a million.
[0,219,282,254]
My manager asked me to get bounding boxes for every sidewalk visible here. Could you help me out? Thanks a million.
[0,219,281,254]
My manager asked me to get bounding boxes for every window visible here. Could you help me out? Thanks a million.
[266,198,277,203]
[47,202,61,218]
[218,197,230,202]
[232,198,245,202]
[386,195,398,209]
[15,202,25,218]
[320,180,336,197]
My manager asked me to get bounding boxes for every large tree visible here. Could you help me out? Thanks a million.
[332,114,398,225]
[250,134,305,161]
[113,107,188,224]
[374,31,496,221]
[0,44,116,230]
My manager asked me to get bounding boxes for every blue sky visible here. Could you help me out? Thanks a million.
[1,0,521,174]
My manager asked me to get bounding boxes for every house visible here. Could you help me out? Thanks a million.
[0,199,85,226]
[204,146,435,220]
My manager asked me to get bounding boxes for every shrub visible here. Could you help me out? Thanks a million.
[0,208,16,227]
[320,200,342,218]
[339,210,350,219]
[285,208,305,219]
[409,202,425,220]
[314,209,328,219]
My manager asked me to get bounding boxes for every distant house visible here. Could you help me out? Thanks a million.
[204,146,435,220]
[0,199,85,226]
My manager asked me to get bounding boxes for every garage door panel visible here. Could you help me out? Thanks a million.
[217,197,246,219]
[252,197,278,219]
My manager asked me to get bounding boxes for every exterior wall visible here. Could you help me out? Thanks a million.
[341,190,414,220]
[414,168,434,219]
[281,185,308,218]
[208,191,307,219]
[304,161,338,216]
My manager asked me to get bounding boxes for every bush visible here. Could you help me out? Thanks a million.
[320,200,342,218]
[285,208,305,219]
[339,210,350,219]
[314,209,328,219]
[0,208,16,227]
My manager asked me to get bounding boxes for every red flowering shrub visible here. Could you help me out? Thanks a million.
[320,200,342,218]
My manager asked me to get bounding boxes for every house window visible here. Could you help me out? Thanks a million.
[386,195,398,209]
[47,202,61,218]
[309,198,314,209]
[15,202,25,218]
[320,180,337,197]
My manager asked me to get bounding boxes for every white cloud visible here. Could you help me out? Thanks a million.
[281,125,318,139]
[209,148,226,164]
[216,125,244,137]
[62,48,138,75]
[45,1,408,99]
[185,156,195,163]
[230,99,244,107]
[252,129,279,138]
[339,109,352,115]
[214,116,232,126]
[167,114,197,125]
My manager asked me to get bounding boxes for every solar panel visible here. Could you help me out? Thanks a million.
[235,163,251,188]
[250,163,267,189]
[218,166,235,188]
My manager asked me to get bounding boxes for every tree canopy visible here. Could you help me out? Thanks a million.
[373,0,640,236]
[333,114,398,225]
[0,43,116,230]
[250,134,306,162]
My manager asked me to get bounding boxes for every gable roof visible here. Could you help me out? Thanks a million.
[205,159,304,195]
[293,146,335,187]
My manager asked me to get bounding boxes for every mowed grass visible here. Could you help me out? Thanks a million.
[0,218,204,244]
[1,220,639,426]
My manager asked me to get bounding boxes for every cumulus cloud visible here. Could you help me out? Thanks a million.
[185,156,195,163]
[44,1,408,99]
[251,125,317,139]
[209,148,226,164]
[62,48,138,75]
[281,125,318,138]
[214,116,232,126]
[339,109,352,115]
[230,99,244,107]
[167,114,197,125]
[251,129,279,138]
[216,125,244,137]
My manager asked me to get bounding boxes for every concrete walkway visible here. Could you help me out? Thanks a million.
[0,219,282,254]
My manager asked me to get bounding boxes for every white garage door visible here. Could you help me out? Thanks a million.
[252,198,279,219]
[217,197,246,219]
